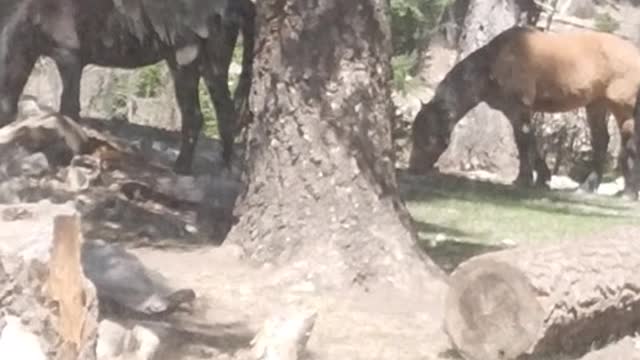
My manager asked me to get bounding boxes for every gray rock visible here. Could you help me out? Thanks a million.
[81,239,195,315]
[96,319,127,359]
[7,153,50,178]
[65,155,101,192]
[96,320,161,360]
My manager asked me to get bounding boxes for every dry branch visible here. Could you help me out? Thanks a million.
[444,236,640,360]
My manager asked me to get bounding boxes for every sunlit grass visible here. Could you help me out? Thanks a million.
[399,172,640,272]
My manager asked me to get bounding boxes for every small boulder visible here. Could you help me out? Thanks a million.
[6,152,50,178]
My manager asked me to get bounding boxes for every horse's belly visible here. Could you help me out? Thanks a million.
[83,37,168,68]
[533,97,589,113]
[78,15,171,68]
[532,85,597,113]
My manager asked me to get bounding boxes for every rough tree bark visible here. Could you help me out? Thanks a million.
[445,232,640,360]
[436,0,524,180]
[226,0,446,293]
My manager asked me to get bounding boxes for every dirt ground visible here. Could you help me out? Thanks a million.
[4,114,640,360]
[79,118,453,360]
[127,226,640,360]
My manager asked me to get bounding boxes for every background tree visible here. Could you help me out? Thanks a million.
[226,0,446,295]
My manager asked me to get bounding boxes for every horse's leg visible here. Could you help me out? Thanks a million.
[168,60,204,174]
[201,20,239,168]
[518,122,550,188]
[526,120,550,188]
[626,91,640,201]
[53,50,83,119]
[0,46,39,126]
[504,106,538,187]
[621,127,639,200]
[606,103,638,200]
[618,128,632,195]
[578,102,609,193]
[517,119,550,188]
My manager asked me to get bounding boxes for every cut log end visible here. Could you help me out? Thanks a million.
[445,259,544,360]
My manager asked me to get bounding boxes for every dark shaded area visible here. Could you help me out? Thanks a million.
[398,170,640,272]
[414,221,475,239]
[439,348,465,359]
[421,239,504,274]
[414,219,504,273]
[398,170,637,218]
[83,195,235,248]
[82,116,236,174]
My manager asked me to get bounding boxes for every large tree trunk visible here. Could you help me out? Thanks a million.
[435,0,522,181]
[445,230,640,360]
[226,0,446,294]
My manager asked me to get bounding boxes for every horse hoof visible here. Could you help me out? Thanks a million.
[575,186,595,195]
[173,163,193,175]
[407,165,431,175]
[513,177,534,188]
[621,190,639,201]
[574,187,587,196]
[534,181,550,190]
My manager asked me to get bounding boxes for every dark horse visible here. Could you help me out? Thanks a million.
[0,0,255,174]
[408,26,640,200]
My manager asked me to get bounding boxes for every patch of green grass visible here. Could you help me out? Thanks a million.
[594,12,620,33]
[400,173,640,272]
[391,54,422,93]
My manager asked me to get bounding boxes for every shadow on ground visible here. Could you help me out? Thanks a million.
[399,170,640,272]
[414,219,505,273]
[398,170,638,218]
[83,195,236,249]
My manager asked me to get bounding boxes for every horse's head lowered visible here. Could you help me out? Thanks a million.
[408,100,452,174]
[406,41,498,174]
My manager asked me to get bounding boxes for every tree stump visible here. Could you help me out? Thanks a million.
[444,236,640,360]
[0,202,98,359]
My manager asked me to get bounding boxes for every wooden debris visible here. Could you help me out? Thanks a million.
[251,306,318,360]
[0,202,98,359]
[444,236,640,360]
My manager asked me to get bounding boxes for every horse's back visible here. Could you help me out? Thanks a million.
[490,27,640,112]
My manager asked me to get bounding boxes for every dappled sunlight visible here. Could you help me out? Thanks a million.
[400,171,640,252]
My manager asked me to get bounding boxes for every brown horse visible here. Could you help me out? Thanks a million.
[408,26,640,200]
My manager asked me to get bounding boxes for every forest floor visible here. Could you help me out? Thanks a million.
[5,113,640,359]
[400,170,640,274]
[112,120,640,360]
[126,163,640,360]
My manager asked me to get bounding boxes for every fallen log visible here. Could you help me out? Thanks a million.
[444,234,640,360]
[0,202,99,359]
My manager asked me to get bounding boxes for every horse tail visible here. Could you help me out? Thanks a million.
[232,0,255,132]
[634,86,640,129]
[632,86,640,153]
[627,84,640,197]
